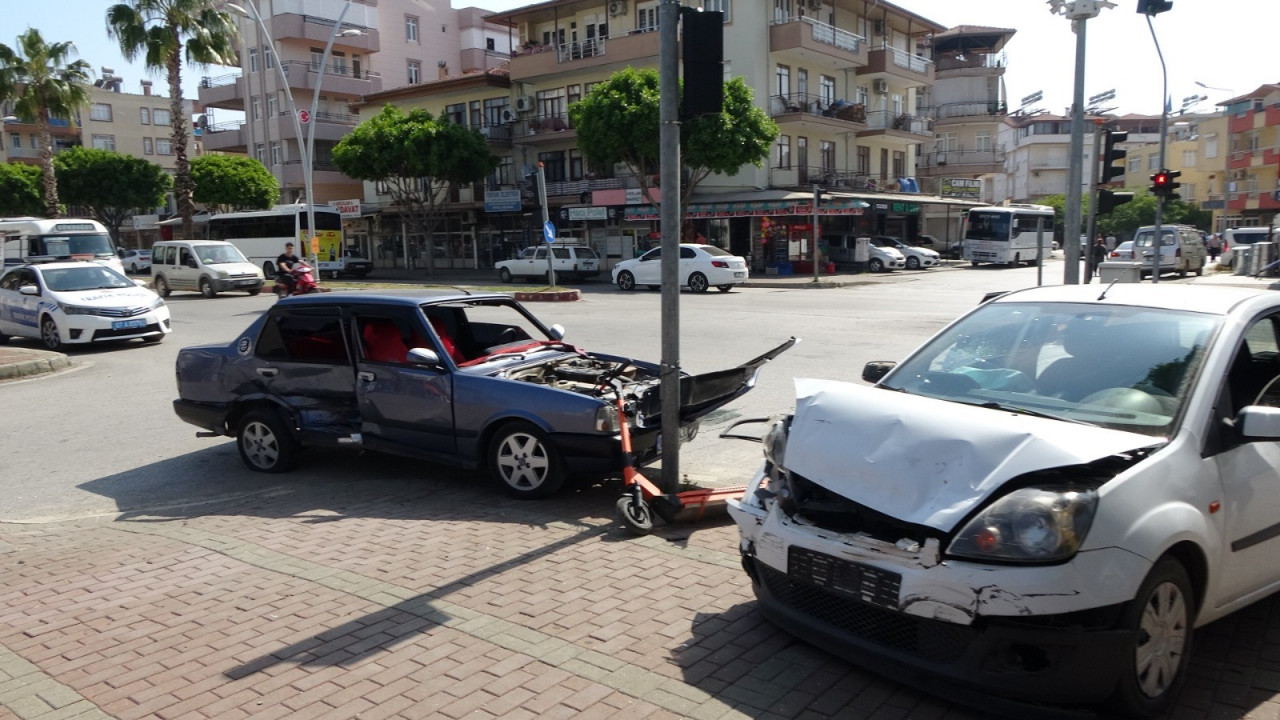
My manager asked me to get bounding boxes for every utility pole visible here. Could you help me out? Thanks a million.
[1084,120,1103,282]
[658,0,681,498]
[1145,13,1169,283]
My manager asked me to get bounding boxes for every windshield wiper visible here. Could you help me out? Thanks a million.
[974,401,1096,426]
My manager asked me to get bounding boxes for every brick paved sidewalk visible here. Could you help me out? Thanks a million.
[2,471,1279,720]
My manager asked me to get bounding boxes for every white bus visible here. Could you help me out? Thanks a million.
[206,205,373,279]
[0,218,124,274]
[962,204,1056,266]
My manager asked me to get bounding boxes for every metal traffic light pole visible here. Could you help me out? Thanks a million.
[1085,121,1104,283]
[1146,13,1169,284]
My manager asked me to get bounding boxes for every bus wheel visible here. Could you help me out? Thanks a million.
[971,260,979,267]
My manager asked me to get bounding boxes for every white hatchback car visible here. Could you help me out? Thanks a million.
[612,243,748,293]
[0,262,170,350]
[728,284,1280,717]
[879,236,940,270]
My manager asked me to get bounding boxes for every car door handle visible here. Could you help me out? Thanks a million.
[358,371,375,382]
[256,368,278,378]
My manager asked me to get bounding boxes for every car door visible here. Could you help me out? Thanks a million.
[1208,313,1280,604]
[633,247,661,284]
[0,268,32,337]
[351,307,457,457]
[678,246,699,285]
[251,305,360,436]
[175,246,198,289]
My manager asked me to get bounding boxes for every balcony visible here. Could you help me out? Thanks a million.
[857,45,934,85]
[477,123,512,146]
[924,100,1007,122]
[266,13,380,53]
[512,113,576,144]
[5,144,78,161]
[280,61,382,96]
[198,74,245,111]
[933,52,1005,74]
[769,16,867,69]
[915,149,1005,175]
[862,110,932,139]
[269,110,355,143]
[769,93,867,134]
[279,159,354,187]
[202,121,247,152]
[1230,148,1260,170]
[509,30,660,83]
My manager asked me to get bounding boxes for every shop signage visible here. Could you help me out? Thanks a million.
[890,202,920,213]
[940,178,982,200]
[484,189,523,213]
[568,206,608,221]
[329,199,362,218]
[625,188,647,205]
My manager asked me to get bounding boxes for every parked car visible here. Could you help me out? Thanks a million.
[823,234,907,272]
[879,235,940,270]
[1110,240,1135,260]
[151,240,265,297]
[173,292,794,498]
[0,262,169,349]
[728,283,1280,717]
[495,244,601,283]
[612,243,748,292]
[119,248,152,274]
[1220,226,1278,267]
[1132,224,1207,278]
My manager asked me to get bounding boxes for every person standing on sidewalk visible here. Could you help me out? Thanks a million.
[1088,236,1107,280]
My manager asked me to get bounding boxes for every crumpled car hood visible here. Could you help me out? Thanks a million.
[784,379,1160,532]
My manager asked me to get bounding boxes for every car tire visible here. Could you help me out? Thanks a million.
[200,277,216,298]
[1178,264,1187,279]
[616,270,636,291]
[1010,253,1021,267]
[154,275,171,298]
[688,272,709,293]
[717,284,733,293]
[869,258,885,273]
[499,267,513,283]
[236,408,299,473]
[487,421,565,499]
[1108,557,1195,718]
[130,263,138,273]
[1195,261,1204,277]
[971,260,979,267]
[0,333,9,345]
[248,287,261,296]
[906,256,921,270]
[40,317,62,351]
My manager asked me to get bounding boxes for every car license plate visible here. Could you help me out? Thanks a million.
[112,318,146,330]
[734,272,745,278]
[236,279,257,285]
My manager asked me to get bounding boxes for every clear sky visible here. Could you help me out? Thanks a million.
[6,0,1274,116]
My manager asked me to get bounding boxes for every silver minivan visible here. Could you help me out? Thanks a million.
[1131,224,1207,278]
[151,240,265,298]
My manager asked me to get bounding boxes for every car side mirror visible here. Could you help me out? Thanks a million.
[19,285,38,296]
[548,323,565,340]
[862,361,895,383]
[406,347,442,366]
[1238,406,1280,440]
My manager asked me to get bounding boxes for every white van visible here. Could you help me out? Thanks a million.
[151,240,265,298]
[0,218,124,274]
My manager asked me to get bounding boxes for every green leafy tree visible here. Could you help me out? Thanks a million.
[332,105,497,276]
[191,154,279,212]
[53,147,172,244]
[107,0,239,240]
[0,162,43,216]
[0,29,91,218]
[569,67,777,223]
[1095,191,1211,239]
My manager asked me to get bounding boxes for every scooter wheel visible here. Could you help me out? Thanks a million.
[616,494,654,536]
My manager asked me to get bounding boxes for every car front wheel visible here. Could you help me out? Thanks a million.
[869,258,885,273]
[40,317,62,351]
[1109,557,1194,717]
[688,272,709,293]
[616,270,636,291]
[487,421,565,499]
[499,267,512,283]
[154,275,171,298]
[200,277,216,298]
[906,256,921,270]
[237,408,299,473]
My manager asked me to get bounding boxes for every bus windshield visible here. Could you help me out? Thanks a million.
[39,233,115,257]
[967,213,1011,242]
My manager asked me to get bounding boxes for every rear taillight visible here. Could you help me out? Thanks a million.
[711,260,729,268]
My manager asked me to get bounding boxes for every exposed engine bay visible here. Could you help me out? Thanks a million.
[503,355,659,411]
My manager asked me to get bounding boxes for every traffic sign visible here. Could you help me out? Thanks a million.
[298,109,310,124]
[543,220,556,244]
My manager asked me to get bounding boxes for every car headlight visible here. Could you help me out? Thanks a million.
[762,417,788,468]
[948,487,1097,563]
[215,270,230,279]
[60,304,98,315]
[594,404,621,433]
[150,296,166,309]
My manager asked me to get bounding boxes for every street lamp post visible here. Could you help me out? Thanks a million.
[227,0,358,273]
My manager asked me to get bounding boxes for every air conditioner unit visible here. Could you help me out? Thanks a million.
[500,107,518,124]
[873,78,889,94]
[514,96,534,112]
[936,154,947,166]
[608,0,627,17]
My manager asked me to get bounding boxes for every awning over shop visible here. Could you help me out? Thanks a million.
[624,195,869,221]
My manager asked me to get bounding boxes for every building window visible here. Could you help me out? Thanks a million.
[153,108,171,126]
[1182,150,1197,166]
[975,130,991,152]
[892,150,905,178]
[1205,133,1218,158]
[140,107,150,124]
[937,131,958,152]
[567,84,582,106]
[822,141,836,174]
[1128,155,1141,173]
[9,133,19,149]
[270,141,282,165]
[156,138,172,155]
[445,103,465,125]
[539,150,567,181]
[255,143,265,163]
[819,75,835,105]
[483,97,510,126]
[263,45,274,69]
[486,38,495,51]
[143,137,154,155]
[775,64,790,99]
[406,15,419,42]
[569,148,584,180]
[90,103,112,121]
[855,85,868,106]
[856,145,870,175]
[636,4,658,32]
[251,97,262,121]
[469,100,482,128]
[407,61,421,85]
[1147,153,1159,170]
[891,93,903,116]
[91,134,116,151]
[491,155,513,187]
[776,135,791,168]
[249,48,259,72]
[704,0,731,20]
[266,93,277,117]
[536,87,566,119]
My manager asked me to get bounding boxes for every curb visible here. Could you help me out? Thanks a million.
[0,347,72,381]
[513,289,581,302]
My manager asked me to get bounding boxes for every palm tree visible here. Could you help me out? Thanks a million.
[0,29,91,218]
[107,0,239,239]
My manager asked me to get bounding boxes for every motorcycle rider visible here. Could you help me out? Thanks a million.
[276,242,302,294]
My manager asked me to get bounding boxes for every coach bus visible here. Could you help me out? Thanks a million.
[0,217,124,274]
[962,204,1056,267]
[206,205,372,279]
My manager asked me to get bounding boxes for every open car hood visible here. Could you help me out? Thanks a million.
[636,338,798,425]
[784,379,1160,531]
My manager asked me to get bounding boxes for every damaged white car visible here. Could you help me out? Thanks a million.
[728,284,1280,717]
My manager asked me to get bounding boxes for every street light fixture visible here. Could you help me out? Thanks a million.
[226,0,357,273]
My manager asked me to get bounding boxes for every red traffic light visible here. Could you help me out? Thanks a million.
[1152,172,1170,187]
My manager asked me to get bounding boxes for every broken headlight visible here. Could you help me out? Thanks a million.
[762,417,788,468]
[948,487,1098,563]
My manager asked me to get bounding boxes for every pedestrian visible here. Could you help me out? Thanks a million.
[1207,233,1221,262]
[1089,236,1107,280]
[1105,233,1117,252]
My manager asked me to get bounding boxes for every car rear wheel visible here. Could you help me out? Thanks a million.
[499,267,513,283]
[200,277,217,298]
[1108,557,1194,718]
[248,287,261,296]
[154,275,171,298]
[906,256,921,270]
[237,408,299,473]
[488,421,565,499]
[688,272,709,293]
[869,258,885,273]
[130,263,138,273]
[616,270,636,291]
[40,317,61,351]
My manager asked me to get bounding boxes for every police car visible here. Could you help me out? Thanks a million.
[0,262,170,350]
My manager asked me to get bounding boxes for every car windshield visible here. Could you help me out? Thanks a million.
[41,266,135,292]
[1133,230,1176,248]
[870,237,895,248]
[882,301,1219,437]
[195,244,249,265]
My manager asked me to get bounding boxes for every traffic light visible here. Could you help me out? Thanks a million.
[1150,169,1182,202]
[681,9,724,119]
[1137,0,1173,14]
[1097,189,1135,214]
[1101,129,1128,184]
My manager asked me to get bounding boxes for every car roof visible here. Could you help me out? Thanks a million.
[276,291,513,308]
[989,283,1271,316]
[6,261,108,273]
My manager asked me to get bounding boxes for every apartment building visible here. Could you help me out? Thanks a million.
[198,0,513,205]
[2,103,81,166]
[1217,84,1280,229]
[84,74,200,175]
